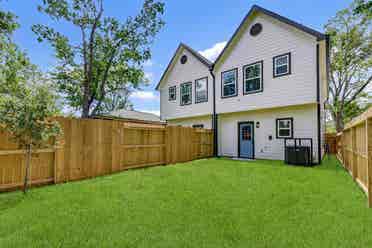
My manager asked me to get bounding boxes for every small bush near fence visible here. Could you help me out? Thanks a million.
[0,117,213,192]
[336,107,372,207]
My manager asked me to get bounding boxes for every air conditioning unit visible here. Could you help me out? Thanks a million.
[284,138,313,166]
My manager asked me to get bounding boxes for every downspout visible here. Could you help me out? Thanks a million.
[209,66,218,157]
[316,43,322,164]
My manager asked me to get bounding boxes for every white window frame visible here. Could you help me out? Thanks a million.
[180,82,192,106]
[243,61,263,94]
[273,53,291,77]
[195,77,208,103]
[168,86,176,101]
[221,68,238,98]
[276,118,293,139]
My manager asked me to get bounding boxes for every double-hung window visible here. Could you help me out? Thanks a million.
[180,82,192,106]
[243,61,263,94]
[195,77,208,103]
[221,69,238,98]
[168,86,176,101]
[273,53,291,77]
[276,118,293,139]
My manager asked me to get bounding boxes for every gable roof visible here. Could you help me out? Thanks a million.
[213,5,326,67]
[96,109,165,124]
[155,43,213,90]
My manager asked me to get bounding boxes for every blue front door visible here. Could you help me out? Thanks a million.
[239,122,254,158]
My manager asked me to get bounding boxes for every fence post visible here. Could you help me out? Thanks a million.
[165,126,171,165]
[351,127,357,179]
[54,135,65,184]
[367,118,372,207]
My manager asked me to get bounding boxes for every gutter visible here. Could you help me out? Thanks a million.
[209,66,218,157]
[316,43,322,165]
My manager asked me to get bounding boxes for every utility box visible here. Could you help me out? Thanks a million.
[284,138,313,166]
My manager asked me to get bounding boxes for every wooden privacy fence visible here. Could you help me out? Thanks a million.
[0,117,213,192]
[325,133,337,154]
[336,107,372,207]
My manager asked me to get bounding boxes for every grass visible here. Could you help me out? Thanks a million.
[0,156,371,248]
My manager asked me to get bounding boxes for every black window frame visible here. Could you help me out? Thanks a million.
[276,117,294,139]
[243,60,264,95]
[195,77,208,104]
[221,68,238,98]
[168,85,176,101]
[180,82,192,106]
[273,52,291,78]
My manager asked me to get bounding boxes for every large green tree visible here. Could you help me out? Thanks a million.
[326,0,372,132]
[32,0,165,117]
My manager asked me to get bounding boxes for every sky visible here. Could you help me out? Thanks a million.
[3,0,353,116]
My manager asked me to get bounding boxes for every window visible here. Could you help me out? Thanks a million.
[180,82,192,106]
[221,69,238,98]
[241,126,252,140]
[192,124,204,129]
[273,53,291,77]
[276,118,293,139]
[243,61,263,94]
[195,77,208,103]
[168,86,176,101]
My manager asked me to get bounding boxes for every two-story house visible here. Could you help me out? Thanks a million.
[156,5,329,164]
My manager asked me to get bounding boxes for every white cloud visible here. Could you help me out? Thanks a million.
[145,72,154,82]
[131,91,158,100]
[199,41,227,62]
[139,109,160,116]
[143,60,153,67]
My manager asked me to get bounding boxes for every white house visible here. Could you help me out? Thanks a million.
[156,5,329,164]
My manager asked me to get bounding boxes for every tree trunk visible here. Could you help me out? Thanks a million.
[335,112,344,133]
[23,144,32,194]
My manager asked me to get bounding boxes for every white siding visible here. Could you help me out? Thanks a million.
[214,13,318,114]
[159,48,213,120]
[218,104,320,162]
[168,115,212,129]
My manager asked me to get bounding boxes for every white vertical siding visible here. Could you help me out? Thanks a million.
[214,13,318,114]
[218,104,320,162]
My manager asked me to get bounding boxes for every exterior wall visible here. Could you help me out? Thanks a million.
[318,39,328,160]
[168,115,212,129]
[159,48,213,121]
[218,104,320,162]
[214,13,318,114]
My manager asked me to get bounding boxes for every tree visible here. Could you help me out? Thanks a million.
[0,4,61,193]
[32,0,165,117]
[325,0,372,132]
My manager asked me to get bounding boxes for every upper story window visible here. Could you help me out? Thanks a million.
[168,86,176,101]
[243,61,263,94]
[221,68,238,98]
[273,53,291,78]
[195,77,208,103]
[180,82,192,106]
[276,118,293,139]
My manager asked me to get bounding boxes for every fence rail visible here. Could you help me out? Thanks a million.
[336,107,372,207]
[0,117,213,192]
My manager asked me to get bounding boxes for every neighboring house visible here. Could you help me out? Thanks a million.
[156,5,329,164]
[96,109,164,125]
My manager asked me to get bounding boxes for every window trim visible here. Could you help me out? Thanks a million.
[168,85,176,101]
[276,117,294,139]
[180,82,192,106]
[273,52,291,78]
[221,68,238,98]
[243,60,264,95]
[195,77,208,104]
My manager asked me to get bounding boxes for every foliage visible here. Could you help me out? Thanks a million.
[354,0,372,17]
[0,83,61,149]
[0,1,19,37]
[32,0,165,117]
[325,0,372,132]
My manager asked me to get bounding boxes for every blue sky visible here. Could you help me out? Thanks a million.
[3,0,352,115]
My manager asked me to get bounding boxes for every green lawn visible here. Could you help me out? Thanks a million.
[0,156,371,248]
